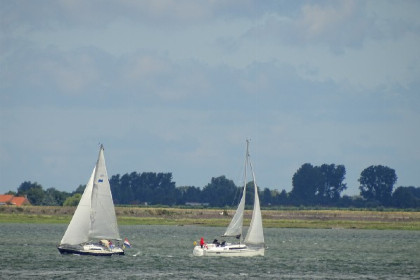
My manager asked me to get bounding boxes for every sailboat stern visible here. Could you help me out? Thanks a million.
[193,245,205,256]
[244,244,265,256]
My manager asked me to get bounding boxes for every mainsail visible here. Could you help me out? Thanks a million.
[244,165,264,245]
[88,147,121,240]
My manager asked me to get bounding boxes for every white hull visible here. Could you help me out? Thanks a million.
[193,244,264,257]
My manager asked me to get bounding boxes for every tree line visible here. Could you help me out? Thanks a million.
[5,164,420,209]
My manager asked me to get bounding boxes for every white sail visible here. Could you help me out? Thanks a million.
[244,178,264,245]
[223,185,245,237]
[88,146,121,240]
[244,143,265,246]
[60,167,95,245]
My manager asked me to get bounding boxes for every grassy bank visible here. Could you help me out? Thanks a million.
[1,206,420,230]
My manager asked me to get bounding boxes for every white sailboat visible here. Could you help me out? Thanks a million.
[58,145,124,256]
[193,140,265,257]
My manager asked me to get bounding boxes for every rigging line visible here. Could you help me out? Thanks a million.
[252,0,260,168]
[232,151,246,207]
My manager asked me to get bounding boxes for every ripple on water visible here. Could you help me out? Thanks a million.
[0,224,419,279]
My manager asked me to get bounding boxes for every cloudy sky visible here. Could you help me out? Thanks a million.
[1,0,419,196]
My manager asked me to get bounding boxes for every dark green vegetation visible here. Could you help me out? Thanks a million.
[4,164,420,209]
[1,206,420,230]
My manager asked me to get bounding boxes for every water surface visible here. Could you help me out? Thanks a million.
[0,224,419,279]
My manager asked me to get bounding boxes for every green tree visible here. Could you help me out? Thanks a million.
[392,186,420,208]
[244,181,257,206]
[17,181,41,194]
[262,188,272,206]
[202,176,238,207]
[272,189,289,206]
[110,173,134,204]
[290,163,322,205]
[149,173,178,205]
[359,165,397,206]
[177,186,202,204]
[110,172,178,205]
[17,181,45,205]
[63,193,82,206]
[43,188,70,206]
[318,164,347,203]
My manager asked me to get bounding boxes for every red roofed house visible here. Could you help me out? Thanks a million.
[0,195,31,206]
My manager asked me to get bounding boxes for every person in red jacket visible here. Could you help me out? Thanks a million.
[200,237,205,248]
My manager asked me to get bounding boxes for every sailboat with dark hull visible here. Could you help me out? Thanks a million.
[193,140,265,257]
[58,145,124,256]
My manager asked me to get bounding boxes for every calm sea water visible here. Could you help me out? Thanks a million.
[0,224,419,279]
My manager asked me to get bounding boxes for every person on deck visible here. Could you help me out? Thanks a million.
[200,237,205,248]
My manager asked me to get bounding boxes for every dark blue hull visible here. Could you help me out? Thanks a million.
[57,246,125,256]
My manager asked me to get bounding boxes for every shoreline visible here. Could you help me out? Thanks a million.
[1,206,419,230]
